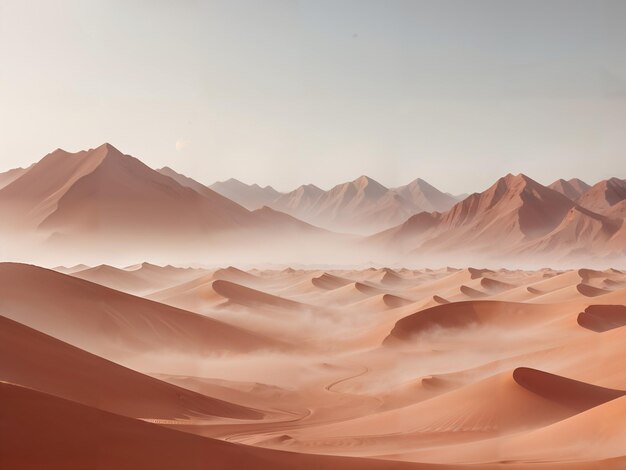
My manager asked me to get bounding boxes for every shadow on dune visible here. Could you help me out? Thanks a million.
[577,305,626,333]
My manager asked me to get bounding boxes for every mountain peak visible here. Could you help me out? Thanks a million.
[353,175,372,183]
[390,178,458,214]
[93,142,125,157]
[568,177,589,186]
[157,166,179,177]
[353,175,384,188]
[548,177,591,201]
[607,176,626,187]
[211,177,244,187]
[577,177,626,212]
[99,142,117,151]
[493,173,541,195]
[299,183,323,193]
[408,177,428,185]
[404,177,439,192]
[433,172,575,239]
[502,172,532,185]
[350,176,388,197]
[83,143,128,166]
[209,177,283,210]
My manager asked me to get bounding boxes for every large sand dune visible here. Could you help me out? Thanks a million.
[0,382,442,470]
[0,263,282,362]
[0,315,262,421]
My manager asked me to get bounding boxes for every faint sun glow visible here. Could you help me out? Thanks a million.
[175,140,190,152]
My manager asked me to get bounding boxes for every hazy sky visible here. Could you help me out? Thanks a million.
[1,0,625,193]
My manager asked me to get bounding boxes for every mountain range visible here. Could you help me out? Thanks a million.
[271,176,461,234]
[0,143,624,263]
[0,144,323,246]
[205,174,461,233]
[372,174,626,260]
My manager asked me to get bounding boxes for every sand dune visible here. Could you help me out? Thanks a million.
[407,268,491,297]
[0,383,436,470]
[296,367,622,445]
[213,266,264,286]
[0,263,281,361]
[317,281,387,306]
[147,273,227,311]
[402,379,626,465]
[69,263,204,295]
[384,301,556,345]
[511,367,624,408]
[380,294,415,308]
[377,268,418,287]
[577,304,626,332]
[528,283,609,303]
[459,285,488,298]
[211,279,306,310]
[500,394,626,462]
[348,293,415,311]
[576,283,611,297]
[53,263,90,274]
[312,272,354,290]
[149,269,325,314]
[5,262,626,467]
[0,315,262,421]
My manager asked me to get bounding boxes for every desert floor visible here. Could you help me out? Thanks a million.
[2,262,626,469]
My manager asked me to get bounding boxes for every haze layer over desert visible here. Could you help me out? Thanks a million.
[3,1,626,468]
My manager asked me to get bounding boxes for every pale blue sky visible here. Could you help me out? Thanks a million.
[1,0,625,193]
